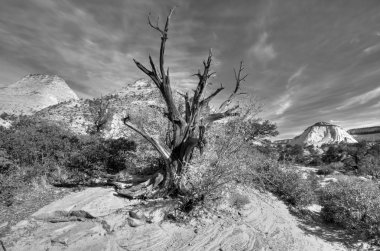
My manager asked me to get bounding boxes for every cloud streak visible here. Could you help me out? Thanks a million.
[249,32,276,64]
[287,65,307,85]
[337,86,380,110]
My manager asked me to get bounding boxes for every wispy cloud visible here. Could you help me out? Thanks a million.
[249,32,276,64]
[337,86,380,110]
[287,65,307,86]
[363,43,380,54]
[372,101,380,108]
[275,98,292,115]
[329,119,343,124]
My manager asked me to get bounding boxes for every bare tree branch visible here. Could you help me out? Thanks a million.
[191,50,213,115]
[200,84,224,107]
[133,59,152,76]
[123,116,171,159]
[205,105,240,123]
[149,54,160,79]
[219,61,247,111]
[148,13,163,34]
[133,8,185,129]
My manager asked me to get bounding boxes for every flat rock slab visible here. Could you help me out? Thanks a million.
[32,187,129,220]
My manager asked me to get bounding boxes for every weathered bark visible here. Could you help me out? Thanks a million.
[118,8,247,199]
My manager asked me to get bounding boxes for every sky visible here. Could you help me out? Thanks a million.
[0,0,380,139]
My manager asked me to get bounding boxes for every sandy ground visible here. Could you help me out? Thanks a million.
[0,185,352,251]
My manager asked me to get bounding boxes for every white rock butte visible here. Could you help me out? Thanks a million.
[0,74,79,115]
[291,121,357,146]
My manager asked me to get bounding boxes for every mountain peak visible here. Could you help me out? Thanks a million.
[0,74,78,115]
[291,122,357,146]
[312,121,335,127]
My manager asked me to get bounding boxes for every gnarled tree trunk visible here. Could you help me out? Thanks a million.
[116,8,247,199]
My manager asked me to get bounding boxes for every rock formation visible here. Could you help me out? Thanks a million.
[0,74,79,115]
[290,122,357,147]
[35,79,172,139]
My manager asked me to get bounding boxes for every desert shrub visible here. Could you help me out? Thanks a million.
[322,146,341,163]
[176,105,280,210]
[309,156,324,166]
[1,117,78,170]
[278,144,305,163]
[255,144,279,159]
[0,149,16,174]
[0,160,20,207]
[316,162,344,175]
[67,136,136,176]
[320,177,380,241]
[316,166,334,176]
[357,154,380,178]
[0,174,19,206]
[0,149,27,206]
[368,143,380,158]
[229,192,251,210]
[0,112,17,121]
[329,161,344,170]
[85,98,113,134]
[0,116,136,186]
[181,113,314,210]
[254,163,318,207]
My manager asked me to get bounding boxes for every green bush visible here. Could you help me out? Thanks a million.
[320,177,380,241]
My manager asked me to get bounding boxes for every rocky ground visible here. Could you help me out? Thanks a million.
[0,185,351,251]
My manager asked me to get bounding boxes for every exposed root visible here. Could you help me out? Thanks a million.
[114,172,165,199]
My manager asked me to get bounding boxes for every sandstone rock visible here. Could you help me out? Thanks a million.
[127,217,145,227]
[291,122,357,147]
[10,220,29,231]
[32,187,129,220]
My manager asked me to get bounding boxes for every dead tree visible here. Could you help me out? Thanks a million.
[118,8,247,199]
[87,98,112,134]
